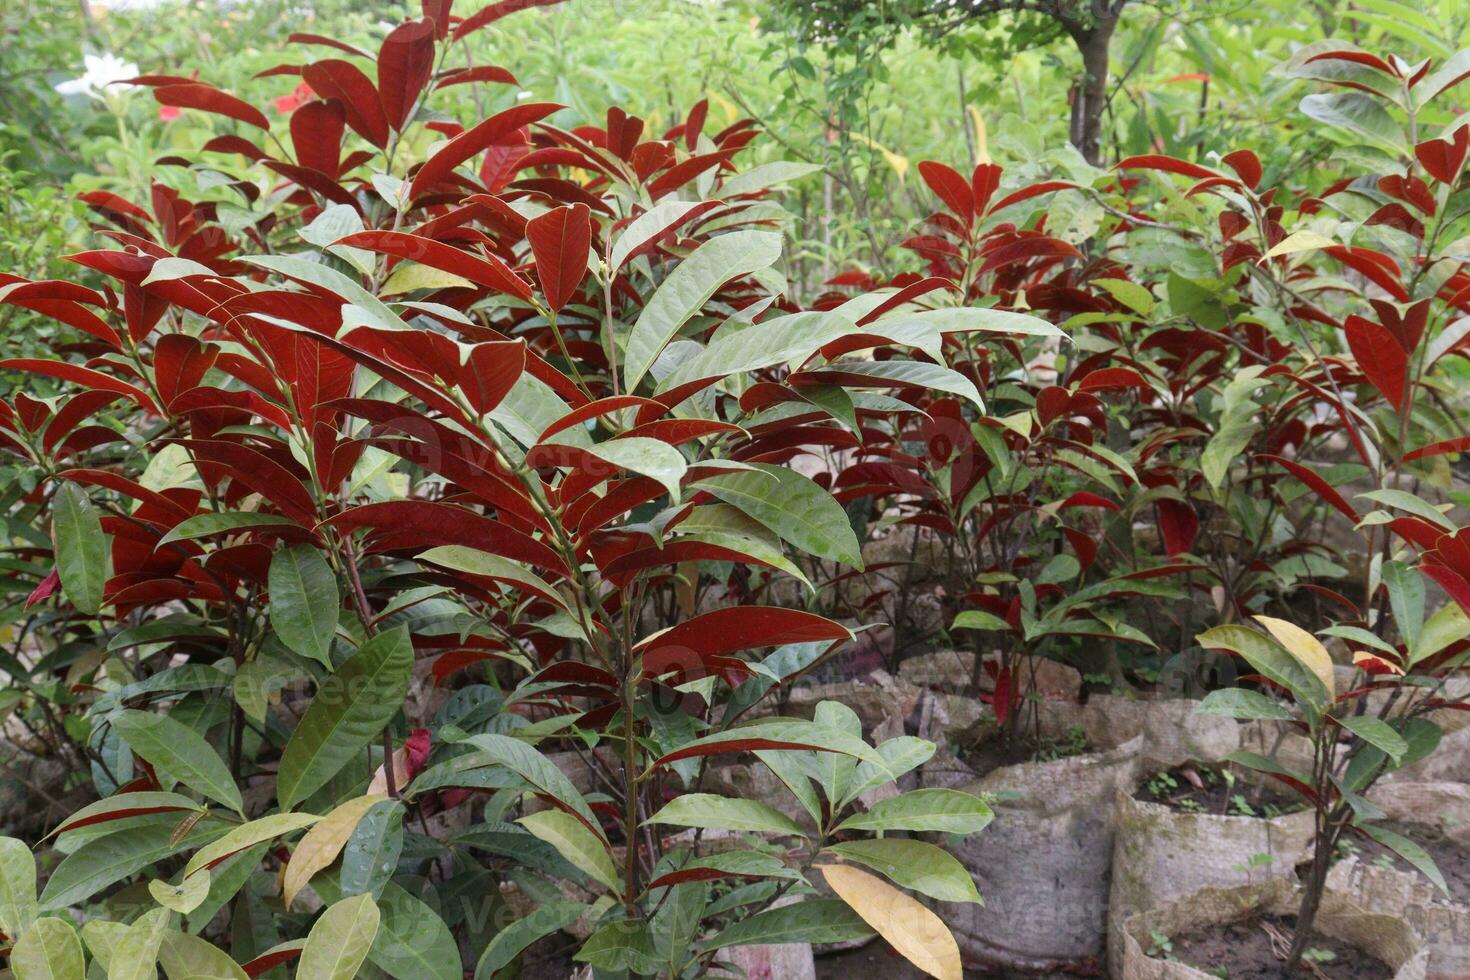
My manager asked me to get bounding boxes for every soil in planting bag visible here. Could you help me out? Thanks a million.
[1327,781,1470,980]
[1035,695,1241,769]
[1119,878,1428,980]
[925,736,1142,972]
[1108,785,1316,977]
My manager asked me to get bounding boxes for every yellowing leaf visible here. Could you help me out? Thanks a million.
[298,894,379,980]
[379,261,474,296]
[1254,616,1336,697]
[150,870,210,914]
[283,795,385,910]
[968,106,990,165]
[517,810,622,897]
[819,864,961,980]
[1262,229,1335,259]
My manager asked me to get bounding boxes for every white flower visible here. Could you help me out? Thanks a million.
[55,53,140,99]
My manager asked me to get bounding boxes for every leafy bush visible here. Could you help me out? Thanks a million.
[0,3,1090,976]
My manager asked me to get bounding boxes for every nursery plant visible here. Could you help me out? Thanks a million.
[1169,42,1470,972]
[0,2,1093,977]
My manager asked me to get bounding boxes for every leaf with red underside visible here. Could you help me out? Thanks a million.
[324,500,568,573]
[1222,149,1263,188]
[1076,367,1150,394]
[377,19,436,130]
[1344,314,1408,410]
[291,100,346,178]
[1258,454,1360,522]
[335,230,532,301]
[452,0,566,40]
[303,60,389,148]
[1116,155,1224,181]
[0,359,158,413]
[1406,436,1470,462]
[153,83,270,130]
[1416,127,1469,183]
[917,161,974,226]
[242,943,305,978]
[26,568,61,609]
[527,203,593,312]
[636,606,851,678]
[461,339,527,414]
[49,792,203,839]
[408,102,562,198]
[1157,499,1199,557]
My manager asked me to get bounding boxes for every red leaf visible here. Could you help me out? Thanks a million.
[422,0,454,38]
[1076,367,1150,394]
[335,230,532,301]
[409,102,562,198]
[0,359,158,414]
[635,606,850,678]
[1221,149,1262,189]
[1258,454,1360,522]
[1059,491,1121,513]
[1420,564,1470,618]
[291,100,346,178]
[1116,154,1224,181]
[242,947,303,978]
[452,0,566,40]
[461,339,526,414]
[988,180,1078,213]
[1405,436,1470,462]
[302,60,389,148]
[152,84,270,130]
[1416,127,1469,184]
[1344,314,1408,410]
[539,395,663,443]
[325,500,569,573]
[435,65,518,89]
[527,203,593,312]
[1156,498,1198,557]
[377,20,436,130]
[917,161,974,226]
[25,569,60,609]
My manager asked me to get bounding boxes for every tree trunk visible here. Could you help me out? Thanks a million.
[1068,14,1118,166]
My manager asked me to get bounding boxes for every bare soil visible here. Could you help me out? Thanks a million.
[1158,914,1392,980]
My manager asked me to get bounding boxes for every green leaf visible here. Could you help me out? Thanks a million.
[108,907,169,980]
[623,229,781,391]
[340,801,404,900]
[645,794,806,836]
[834,788,993,834]
[825,839,982,904]
[1197,624,1330,712]
[652,851,802,886]
[156,512,299,547]
[157,931,248,979]
[52,481,107,615]
[11,916,84,980]
[1383,561,1425,652]
[1411,601,1470,666]
[1093,278,1154,316]
[900,306,1065,338]
[112,710,244,814]
[952,610,1010,632]
[43,824,216,910]
[818,359,984,410]
[517,810,622,896]
[184,813,321,877]
[653,718,887,772]
[269,545,340,669]
[842,736,938,807]
[693,464,862,568]
[298,894,380,980]
[1357,489,1453,529]
[473,902,585,979]
[1336,715,1408,763]
[1195,688,1294,721]
[1299,91,1409,155]
[367,883,461,980]
[0,836,38,941]
[702,899,874,950]
[460,733,603,841]
[1361,823,1449,897]
[554,437,687,502]
[277,627,413,810]
[575,918,660,974]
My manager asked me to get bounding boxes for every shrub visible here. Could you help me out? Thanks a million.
[0,3,1085,977]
